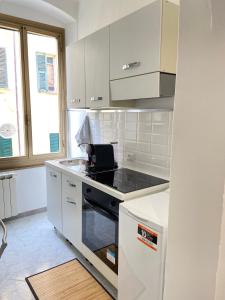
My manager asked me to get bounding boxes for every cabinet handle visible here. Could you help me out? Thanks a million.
[66,180,76,188]
[50,172,57,178]
[122,61,140,70]
[90,96,103,101]
[71,98,81,103]
[66,197,76,205]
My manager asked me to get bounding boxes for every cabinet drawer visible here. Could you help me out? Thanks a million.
[62,173,82,248]
[62,174,81,200]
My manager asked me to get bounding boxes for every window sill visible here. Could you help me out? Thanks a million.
[0,152,66,172]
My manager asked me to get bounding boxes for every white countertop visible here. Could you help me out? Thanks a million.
[120,189,170,231]
[45,158,170,201]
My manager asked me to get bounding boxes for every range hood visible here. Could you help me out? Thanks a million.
[110,72,176,102]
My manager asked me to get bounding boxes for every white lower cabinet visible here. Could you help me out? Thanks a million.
[46,167,62,232]
[46,167,82,250]
[62,174,82,250]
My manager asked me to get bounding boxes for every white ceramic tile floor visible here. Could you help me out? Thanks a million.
[0,212,117,300]
[0,212,75,300]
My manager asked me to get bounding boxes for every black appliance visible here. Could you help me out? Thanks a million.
[86,168,169,193]
[82,182,122,274]
[86,144,118,172]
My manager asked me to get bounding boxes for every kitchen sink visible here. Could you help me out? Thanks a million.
[60,158,87,167]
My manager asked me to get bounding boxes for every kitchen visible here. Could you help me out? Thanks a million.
[0,1,225,300]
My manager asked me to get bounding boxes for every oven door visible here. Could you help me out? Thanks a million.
[82,196,119,274]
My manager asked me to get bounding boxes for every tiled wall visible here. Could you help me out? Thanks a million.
[88,110,173,177]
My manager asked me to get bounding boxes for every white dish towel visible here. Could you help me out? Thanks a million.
[75,114,92,150]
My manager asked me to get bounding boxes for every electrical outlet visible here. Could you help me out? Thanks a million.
[126,152,136,162]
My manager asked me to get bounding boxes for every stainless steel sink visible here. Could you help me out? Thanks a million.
[59,158,87,167]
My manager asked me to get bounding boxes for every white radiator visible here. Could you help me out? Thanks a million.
[0,174,17,219]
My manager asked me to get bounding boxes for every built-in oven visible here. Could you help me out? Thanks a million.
[82,182,122,274]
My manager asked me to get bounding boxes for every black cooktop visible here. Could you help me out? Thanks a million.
[86,168,169,193]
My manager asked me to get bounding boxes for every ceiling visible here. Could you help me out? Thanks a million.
[0,0,78,24]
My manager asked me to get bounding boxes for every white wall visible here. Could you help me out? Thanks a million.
[0,2,66,28]
[215,185,225,300]
[164,1,225,300]
[15,167,47,214]
[77,0,179,39]
[0,1,78,45]
[44,0,78,20]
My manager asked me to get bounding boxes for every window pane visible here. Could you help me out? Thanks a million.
[27,33,60,155]
[0,28,25,158]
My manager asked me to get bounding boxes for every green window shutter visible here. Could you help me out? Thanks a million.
[46,56,55,92]
[49,133,59,153]
[36,53,47,92]
[0,48,8,89]
[0,137,12,157]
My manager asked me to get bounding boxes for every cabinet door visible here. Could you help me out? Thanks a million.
[110,0,161,80]
[46,167,62,232]
[62,174,82,249]
[85,26,110,108]
[66,39,86,108]
[118,209,164,300]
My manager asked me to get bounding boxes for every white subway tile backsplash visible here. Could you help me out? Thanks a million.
[125,130,137,141]
[124,142,137,151]
[136,143,151,153]
[152,111,170,123]
[88,110,173,176]
[135,152,152,164]
[151,134,169,145]
[125,121,137,131]
[138,122,152,132]
[103,121,113,130]
[151,144,170,156]
[137,131,151,143]
[152,123,170,134]
[117,111,125,122]
[126,112,138,123]
[103,112,113,121]
[150,155,169,168]
[138,112,151,123]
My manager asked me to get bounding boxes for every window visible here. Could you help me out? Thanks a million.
[0,28,25,159]
[0,15,65,170]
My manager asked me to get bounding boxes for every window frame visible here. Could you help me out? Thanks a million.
[0,13,66,171]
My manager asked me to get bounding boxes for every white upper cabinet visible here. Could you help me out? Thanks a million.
[110,0,179,89]
[65,0,178,106]
[66,39,86,108]
[85,26,110,108]
[110,1,161,80]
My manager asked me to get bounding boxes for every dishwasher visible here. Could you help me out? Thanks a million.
[0,219,7,259]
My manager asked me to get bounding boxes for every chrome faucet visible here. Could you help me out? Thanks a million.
[78,142,89,147]
[0,219,7,259]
